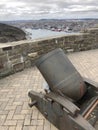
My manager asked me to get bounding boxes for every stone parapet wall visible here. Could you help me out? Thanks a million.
[0,28,98,78]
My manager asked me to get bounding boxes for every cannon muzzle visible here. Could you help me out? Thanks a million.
[36,48,86,101]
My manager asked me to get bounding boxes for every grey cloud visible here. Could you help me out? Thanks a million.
[0,4,6,8]
[55,1,71,9]
[25,0,98,14]
[0,0,98,20]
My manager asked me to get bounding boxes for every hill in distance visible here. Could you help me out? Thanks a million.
[0,23,26,43]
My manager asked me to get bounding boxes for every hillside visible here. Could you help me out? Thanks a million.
[0,23,26,43]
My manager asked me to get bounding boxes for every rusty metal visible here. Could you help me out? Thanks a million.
[36,48,87,101]
[28,48,98,130]
[84,100,98,119]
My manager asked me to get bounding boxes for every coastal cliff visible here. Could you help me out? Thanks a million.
[0,23,26,43]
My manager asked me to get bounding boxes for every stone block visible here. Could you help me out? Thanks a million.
[12,62,24,73]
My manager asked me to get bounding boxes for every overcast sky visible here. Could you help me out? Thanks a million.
[0,0,98,21]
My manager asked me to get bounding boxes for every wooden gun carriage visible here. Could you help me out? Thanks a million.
[28,48,98,130]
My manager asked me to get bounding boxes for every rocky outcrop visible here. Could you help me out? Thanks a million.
[0,23,26,43]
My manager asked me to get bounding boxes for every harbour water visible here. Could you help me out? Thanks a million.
[24,28,79,40]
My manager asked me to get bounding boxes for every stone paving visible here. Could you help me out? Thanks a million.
[0,49,98,130]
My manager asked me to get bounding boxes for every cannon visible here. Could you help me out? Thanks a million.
[28,48,98,130]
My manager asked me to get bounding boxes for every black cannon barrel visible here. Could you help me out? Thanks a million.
[36,48,87,101]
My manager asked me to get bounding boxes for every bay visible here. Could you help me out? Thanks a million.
[24,28,79,40]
